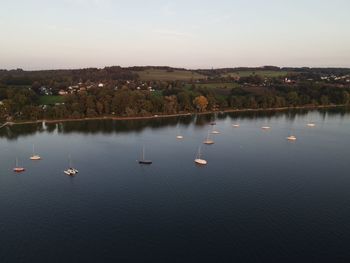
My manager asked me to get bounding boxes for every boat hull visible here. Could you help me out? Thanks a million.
[139,160,152,165]
[13,168,25,173]
[195,159,207,165]
[30,155,41,160]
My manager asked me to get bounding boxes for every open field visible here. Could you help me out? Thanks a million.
[39,95,65,105]
[184,82,240,90]
[195,82,240,89]
[222,70,290,78]
[135,69,207,81]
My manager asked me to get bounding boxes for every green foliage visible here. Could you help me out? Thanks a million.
[0,67,349,122]
[39,96,65,105]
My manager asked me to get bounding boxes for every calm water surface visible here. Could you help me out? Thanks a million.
[1,109,350,262]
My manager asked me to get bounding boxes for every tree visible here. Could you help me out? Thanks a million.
[287,91,299,106]
[320,95,329,105]
[342,91,349,105]
[193,95,208,112]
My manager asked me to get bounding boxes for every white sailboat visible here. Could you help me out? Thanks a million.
[64,155,78,176]
[307,123,316,127]
[232,124,240,128]
[287,135,297,141]
[203,131,214,145]
[286,125,297,141]
[194,147,207,165]
[211,125,220,134]
[30,144,41,160]
[176,123,184,139]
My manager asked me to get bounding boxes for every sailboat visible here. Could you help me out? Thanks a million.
[211,125,220,134]
[287,135,297,141]
[138,146,152,164]
[232,124,240,128]
[176,125,184,139]
[64,155,78,176]
[307,122,316,127]
[203,131,214,145]
[30,144,41,160]
[13,158,25,173]
[286,125,297,141]
[194,147,207,165]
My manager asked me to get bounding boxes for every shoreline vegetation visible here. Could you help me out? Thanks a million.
[1,104,346,127]
[1,66,350,128]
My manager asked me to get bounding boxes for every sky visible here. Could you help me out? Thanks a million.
[0,0,350,70]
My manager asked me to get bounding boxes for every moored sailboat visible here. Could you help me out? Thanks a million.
[13,158,25,173]
[194,147,207,165]
[211,125,220,134]
[138,146,152,165]
[30,144,41,160]
[203,131,214,145]
[287,135,297,141]
[64,155,78,176]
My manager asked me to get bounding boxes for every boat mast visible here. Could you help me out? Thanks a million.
[197,147,201,159]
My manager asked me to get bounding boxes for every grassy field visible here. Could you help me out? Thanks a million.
[39,95,65,105]
[135,69,207,81]
[222,70,289,78]
[195,82,240,89]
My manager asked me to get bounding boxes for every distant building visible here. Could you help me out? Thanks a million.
[98,83,104,88]
[58,90,68,96]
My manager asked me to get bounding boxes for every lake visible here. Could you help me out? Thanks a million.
[1,108,350,262]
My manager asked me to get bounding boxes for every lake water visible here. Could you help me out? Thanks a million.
[1,108,350,262]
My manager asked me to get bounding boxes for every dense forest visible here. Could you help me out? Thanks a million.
[0,66,349,122]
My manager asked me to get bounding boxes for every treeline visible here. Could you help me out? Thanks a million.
[229,82,350,109]
[0,67,138,88]
[0,81,349,122]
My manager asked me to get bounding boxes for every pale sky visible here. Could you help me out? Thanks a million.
[0,0,349,70]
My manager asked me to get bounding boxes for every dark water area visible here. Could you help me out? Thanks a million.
[1,108,350,262]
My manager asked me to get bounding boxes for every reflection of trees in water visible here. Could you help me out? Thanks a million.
[57,116,197,135]
[0,108,349,139]
[0,123,43,140]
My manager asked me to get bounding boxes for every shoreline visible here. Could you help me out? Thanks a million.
[1,104,346,127]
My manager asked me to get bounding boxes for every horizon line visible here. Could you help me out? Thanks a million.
[2,64,350,72]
